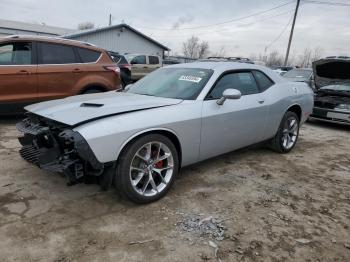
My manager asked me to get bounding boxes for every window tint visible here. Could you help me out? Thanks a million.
[149,56,159,65]
[131,55,146,64]
[0,42,32,65]
[77,48,101,63]
[253,71,274,92]
[208,72,259,99]
[39,43,77,64]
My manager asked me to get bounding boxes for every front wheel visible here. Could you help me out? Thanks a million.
[115,134,179,204]
[270,111,300,153]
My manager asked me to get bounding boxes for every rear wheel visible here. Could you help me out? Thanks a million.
[270,111,300,153]
[115,134,179,204]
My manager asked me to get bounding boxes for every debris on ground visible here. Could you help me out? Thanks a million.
[176,214,227,241]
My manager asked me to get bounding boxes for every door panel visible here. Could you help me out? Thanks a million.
[36,42,81,101]
[37,64,83,101]
[200,94,268,160]
[0,41,37,111]
[0,65,37,105]
[130,55,147,80]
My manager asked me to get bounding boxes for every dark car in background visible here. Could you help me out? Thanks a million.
[283,68,314,88]
[309,57,350,125]
[108,51,132,88]
[0,35,121,114]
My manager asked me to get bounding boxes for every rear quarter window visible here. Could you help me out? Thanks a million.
[77,48,101,63]
[253,71,274,92]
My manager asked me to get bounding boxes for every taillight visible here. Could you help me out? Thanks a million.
[104,66,120,75]
[119,63,131,70]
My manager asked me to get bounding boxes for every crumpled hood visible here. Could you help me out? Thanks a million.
[25,91,183,126]
[312,58,350,88]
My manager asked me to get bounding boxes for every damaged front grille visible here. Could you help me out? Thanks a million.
[17,114,104,185]
[19,145,40,165]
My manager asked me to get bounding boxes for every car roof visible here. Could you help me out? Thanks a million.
[166,61,267,71]
[0,35,104,51]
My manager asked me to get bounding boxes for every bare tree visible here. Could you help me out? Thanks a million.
[266,50,284,66]
[211,46,227,57]
[182,36,210,59]
[311,47,323,63]
[78,22,95,30]
[198,41,210,59]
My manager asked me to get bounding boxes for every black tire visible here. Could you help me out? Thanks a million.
[115,134,179,204]
[270,111,300,153]
[82,88,102,94]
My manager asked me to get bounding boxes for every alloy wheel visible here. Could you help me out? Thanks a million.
[129,142,174,197]
[282,116,299,150]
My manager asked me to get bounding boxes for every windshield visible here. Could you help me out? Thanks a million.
[284,69,312,78]
[126,68,213,100]
[320,84,350,92]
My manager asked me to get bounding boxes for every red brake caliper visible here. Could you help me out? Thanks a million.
[154,160,163,169]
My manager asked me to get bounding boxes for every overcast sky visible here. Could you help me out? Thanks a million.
[1,0,349,58]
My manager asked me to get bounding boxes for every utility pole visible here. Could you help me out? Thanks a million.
[109,14,112,26]
[284,0,300,66]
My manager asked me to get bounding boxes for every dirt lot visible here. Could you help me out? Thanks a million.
[0,118,349,262]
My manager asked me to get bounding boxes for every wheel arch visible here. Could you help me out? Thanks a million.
[116,128,183,168]
[286,104,302,122]
[79,83,108,94]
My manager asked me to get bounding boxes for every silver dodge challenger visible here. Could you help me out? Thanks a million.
[17,62,314,203]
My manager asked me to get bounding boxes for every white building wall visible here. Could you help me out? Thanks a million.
[68,28,164,56]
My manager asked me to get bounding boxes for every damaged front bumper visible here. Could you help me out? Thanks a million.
[17,114,105,185]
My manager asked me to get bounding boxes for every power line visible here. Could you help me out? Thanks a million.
[148,8,295,38]
[136,0,295,31]
[266,14,294,49]
[303,0,350,6]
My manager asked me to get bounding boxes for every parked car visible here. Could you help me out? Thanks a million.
[309,57,350,125]
[124,54,162,81]
[107,51,131,88]
[271,66,294,76]
[201,57,254,64]
[283,68,314,87]
[16,62,313,203]
[0,35,121,114]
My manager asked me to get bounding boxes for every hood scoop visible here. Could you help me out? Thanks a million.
[80,103,104,108]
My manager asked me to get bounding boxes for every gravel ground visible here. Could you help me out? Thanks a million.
[0,117,349,262]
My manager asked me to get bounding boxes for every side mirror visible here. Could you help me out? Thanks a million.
[216,89,242,105]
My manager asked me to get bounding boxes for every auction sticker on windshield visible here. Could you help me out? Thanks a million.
[179,75,202,83]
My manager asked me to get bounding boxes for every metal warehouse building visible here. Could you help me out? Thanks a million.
[64,24,170,57]
[0,19,74,37]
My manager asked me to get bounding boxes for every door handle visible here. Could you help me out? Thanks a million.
[18,70,30,75]
[72,68,82,73]
[258,99,265,104]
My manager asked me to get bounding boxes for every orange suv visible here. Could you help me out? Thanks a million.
[0,35,121,114]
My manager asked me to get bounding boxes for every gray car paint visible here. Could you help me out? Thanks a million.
[24,62,314,166]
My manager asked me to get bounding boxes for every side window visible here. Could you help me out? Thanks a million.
[0,42,32,65]
[131,55,146,65]
[208,72,259,99]
[77,48,101,63]
[149,56,159,65]
[39,42,77,64]
[253,71,274,92]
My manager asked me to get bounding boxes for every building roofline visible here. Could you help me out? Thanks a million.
[63,23,170,51]
[0,18,74,35]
